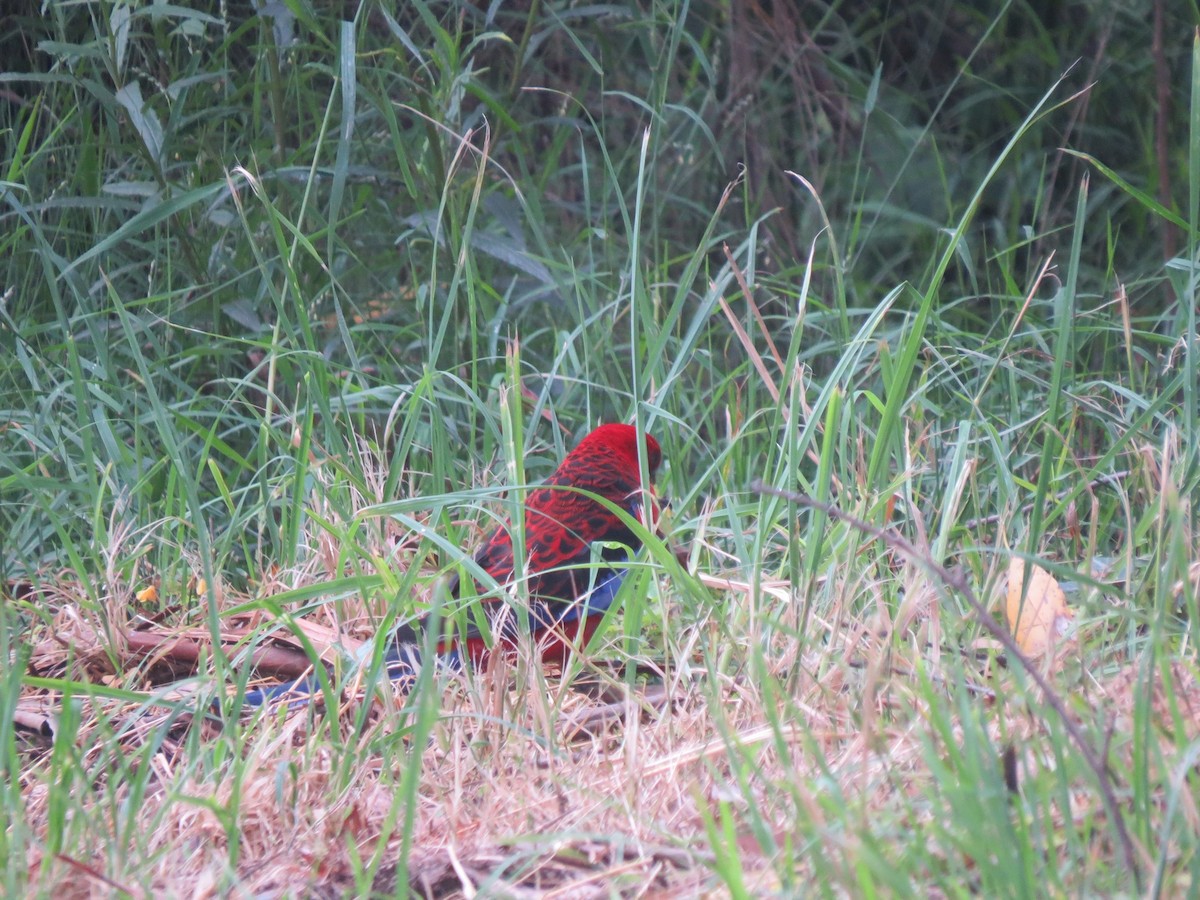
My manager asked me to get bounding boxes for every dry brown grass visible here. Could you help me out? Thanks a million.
[13,446,1200,896]
[12,552,857,896]
[18,586,826,896]
[20,552,1200,898]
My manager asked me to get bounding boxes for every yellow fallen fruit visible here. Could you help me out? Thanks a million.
[1006,558,1074,658]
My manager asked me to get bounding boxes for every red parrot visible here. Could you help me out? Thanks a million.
[236,423,662,709]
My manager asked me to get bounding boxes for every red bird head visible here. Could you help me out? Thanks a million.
[569,422,662,478]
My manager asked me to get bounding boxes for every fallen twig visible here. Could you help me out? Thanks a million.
[121,628,320,680]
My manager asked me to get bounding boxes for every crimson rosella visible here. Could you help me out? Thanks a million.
[236,423,662,709]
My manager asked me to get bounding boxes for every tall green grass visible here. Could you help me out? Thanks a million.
[2,2,1197,895]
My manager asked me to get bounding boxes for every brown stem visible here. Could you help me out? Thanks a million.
[122,629,321,680]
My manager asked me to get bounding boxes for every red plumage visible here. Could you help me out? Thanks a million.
[235,423,662,709]
[448,422,663,659]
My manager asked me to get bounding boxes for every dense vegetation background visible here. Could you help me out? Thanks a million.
[2,0,1195,569]
[2,1,1198,895]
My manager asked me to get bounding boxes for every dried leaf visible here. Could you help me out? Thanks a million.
[1006,559,1074,658]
